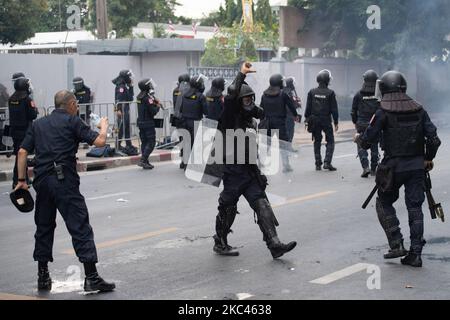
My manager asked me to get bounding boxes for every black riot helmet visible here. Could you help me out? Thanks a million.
[361,70,379,93]
[317,69,332,86]
[212,77,226,92]
[119,69,133,84]
[12,72,26,82]
[178,73,190,84]
[190,75,206,91]
[363,70,379,83]
[138,78,154,92]
[270,74,284,89]
[379,71,407,95]
[14,78,30,92]
[285,77,296,90]
[73,77,85,91]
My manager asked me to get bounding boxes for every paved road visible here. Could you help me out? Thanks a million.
[0,129,449,300]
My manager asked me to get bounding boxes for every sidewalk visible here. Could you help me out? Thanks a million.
[0,121,356,182]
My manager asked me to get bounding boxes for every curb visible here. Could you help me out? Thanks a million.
[0,150,178,183]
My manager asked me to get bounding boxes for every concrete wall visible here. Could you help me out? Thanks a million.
[0,53,190,109]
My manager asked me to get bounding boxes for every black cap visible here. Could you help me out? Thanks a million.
[238,84,255,100]
[10,189,35,213]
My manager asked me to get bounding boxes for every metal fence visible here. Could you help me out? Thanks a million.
[1,100,176,157]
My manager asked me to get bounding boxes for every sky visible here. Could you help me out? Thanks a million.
[174,0,284,19]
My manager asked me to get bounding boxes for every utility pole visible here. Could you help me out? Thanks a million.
[96,0,109,39]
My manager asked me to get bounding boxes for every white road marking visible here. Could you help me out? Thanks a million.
[87,192,131,201]
[334,154,356,159]
[310,263,371,285]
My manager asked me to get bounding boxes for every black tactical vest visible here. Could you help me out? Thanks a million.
[311,88,332,118]
[181,93,204,120]
[137,94,158,127]
[263,93,286,118]
[206,96,223,121]
[9,97,30,128]
[383,110,425,158]
[74,87,91,104]
[357,94,379,127]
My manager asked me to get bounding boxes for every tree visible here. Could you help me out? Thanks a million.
[0,0,47,44]
[255,0,273,28]
[87,0,178,38]
[38,0,88,32]
[224,0,239,27]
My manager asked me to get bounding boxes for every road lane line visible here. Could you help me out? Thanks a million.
[334,154,356,159]
[62,227,180,255]
[310,263,371,285]
[87,192,131,201]
[0,293,46,300]
[273,191,337,208]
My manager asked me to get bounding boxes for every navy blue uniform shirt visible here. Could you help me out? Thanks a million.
[21,109,99,184]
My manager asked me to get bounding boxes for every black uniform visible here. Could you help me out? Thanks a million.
[205,78,225,121]
[352,91,380,172]
[359,92,440,257]
[20,109,100,264]
[74,85,92,124]
[214,72,297,259]
[180,85,207,165]
[137,92,159,164]
[283,84,301,143]
[115,82,134,148]
[305,86,339,167]
[8,88,38,187]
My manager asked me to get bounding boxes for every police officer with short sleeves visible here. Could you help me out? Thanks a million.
[15,90,116,292]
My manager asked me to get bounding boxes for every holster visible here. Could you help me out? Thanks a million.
[375,160,395,193]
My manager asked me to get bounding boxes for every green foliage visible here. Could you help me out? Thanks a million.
[255,0,273,28]
[201,22,279,67]
[0,0,47,44]
[38,0,88,32]
[86,0,178,38]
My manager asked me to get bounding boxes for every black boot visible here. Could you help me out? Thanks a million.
[268,237,297,259]
[361,167,371,178]
[252,199,298,259]
[323,163,337,171]
[138,160,154,170]
[213,206,239,257]
[38,267,52,292]
[384,241,408,259]
[84,273,116,292]
[401,253,423,268]
[213,235,239,256]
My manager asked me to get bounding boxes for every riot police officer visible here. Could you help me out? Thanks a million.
[305,70,339,171]
[113,70,137,154]
[282,77,302,151]
[179,75,208,168]
[137,79,161,170]
[260,74,300,173]
[355,71,441,268]
[172,74,191,169]
[213,62,297,259]
[12,73,34,99]
[205,77,225,121]
[352,70,380,178]
[72,77,93,123]
[8,78,38,188]
[15,90,115,292]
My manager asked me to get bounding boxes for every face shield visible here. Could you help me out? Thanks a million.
[27,80,34,94]
[147,78,157,94]
[374,80,383,101]
[73,79,84,91]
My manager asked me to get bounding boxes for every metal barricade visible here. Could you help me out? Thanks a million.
[0,107,13,155]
